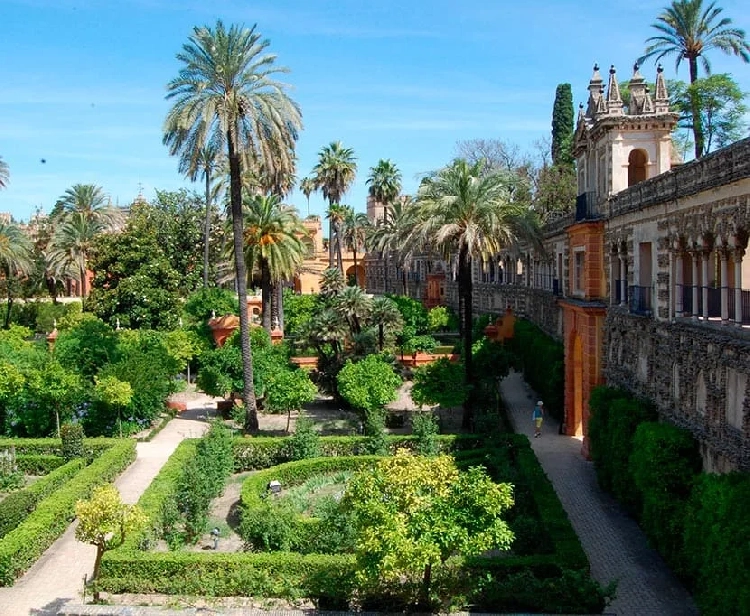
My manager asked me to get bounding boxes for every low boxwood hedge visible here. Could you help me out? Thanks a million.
[15,454,66,475]
[0,457,86,539]
[100,434,601,612]
[0,437,117,458]
[0,439,136,586]
[233,434,481,471]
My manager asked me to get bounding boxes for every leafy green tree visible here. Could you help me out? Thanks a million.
[639,0,750,157]
[0,221,33,328]
[343,450,514,607]
[93,374,133,438]
[385,294,429,333]
[165,20,302,433]
[427,306,450,333]
[87,222,183,330]
[551,83,574,167]
[281,288,318,339]
[265,368,318,432]
[411,357,468,410]
[311,141,357,269]
[337,355,401,434]
[671,74,748,152]
[414,159,540,428]
[75,485,146,588]
[54,316,119,381]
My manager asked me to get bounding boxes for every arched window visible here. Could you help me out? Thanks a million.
[628,149,648,186]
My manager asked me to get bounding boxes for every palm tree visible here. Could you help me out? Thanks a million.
[0,221,33,328]
[414,158,540,428]
[326,203,349,273]
[639,0,750,157]
[239,194,307,331]
[369,296,403,351]
[47,212,104,300]
[335,285,371,336]
[55,184,122,229]
[164,20,303,433]
[366,158,402,215]
[311,141,357,269]
[0,156,9,189]
[368,197,416,294]
[163,137,222,288]
[343,207,370,288]
[299,177,315,217]
[320,267,346,301]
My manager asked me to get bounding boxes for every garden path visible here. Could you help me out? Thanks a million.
[500,369,699,616]
[0,394,216,616]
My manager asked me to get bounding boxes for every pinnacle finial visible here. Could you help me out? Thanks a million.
[593,63,599,71]
[610,64,616,74]
[579,102,584,109]
[657,64,664,74]
[633,62,639,72]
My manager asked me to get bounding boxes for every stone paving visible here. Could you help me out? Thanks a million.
[0,396,214,616]
[500,370,699,616]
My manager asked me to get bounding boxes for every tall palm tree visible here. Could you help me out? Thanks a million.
[343,207,370,288]
[369,197,416,294]
[369,296,403,351]
[0,156,9,189]
[0,221,34,328]
[47,212,104,300]
[414,158,540,428]
[299,176,315,217]
[163,137,222,288]
[311,141,357,269]
[366,158,402,215]
[55,184,122,229]
[326,203,349,273]
[639,0,750,157]
[335,285,371,336]
[238,194,307,331]
[164,20,303,433]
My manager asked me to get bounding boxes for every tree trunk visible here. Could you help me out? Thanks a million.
[276,283,284,331]
[261,260,272,332]
[688,56,705,158]
[352,246,358,288]
[328,206,335,269]
[459,248,474,429]
[384,253,390,294]
[379,323,384,351]
[419,562,432,609]
[336,223,344,273]
[227,126,259,434]
[203,170,211,288]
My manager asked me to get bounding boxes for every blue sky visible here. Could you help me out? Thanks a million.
[2,0,749,223]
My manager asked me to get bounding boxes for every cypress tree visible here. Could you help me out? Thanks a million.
[551,84,574,167]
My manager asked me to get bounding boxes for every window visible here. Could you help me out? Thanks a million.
[574,249,585,295]
[628,149,648,186]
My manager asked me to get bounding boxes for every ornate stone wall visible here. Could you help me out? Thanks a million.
[605,307,750,471]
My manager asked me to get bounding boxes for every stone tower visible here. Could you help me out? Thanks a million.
[573,64,679,204]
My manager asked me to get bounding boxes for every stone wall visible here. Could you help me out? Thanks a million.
[604,307,750,471]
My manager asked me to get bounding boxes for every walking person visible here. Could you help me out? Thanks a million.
[532,400,544,438]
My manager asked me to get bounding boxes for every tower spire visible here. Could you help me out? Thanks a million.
[586,64,603,116]
[606,65,623,115]
[653,64,670,113]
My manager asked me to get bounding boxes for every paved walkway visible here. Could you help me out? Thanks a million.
[0,396,215,616]
[500,370,699,616]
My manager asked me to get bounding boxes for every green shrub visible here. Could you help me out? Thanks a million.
[289,414,321,460]
[0,440,135,585]
[0,458,86,539]
[509,320,564,422]
[682,472,750,616]
[411,412,439,456]
[629,422,701,571]
[60,423,85,460]
[14,454,66,475]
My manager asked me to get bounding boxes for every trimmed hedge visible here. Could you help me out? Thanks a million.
[0,458,86,539]
[683,472,750,616]
[15,454,66,475]
[0,439,136,585]
[509,319,564,422]
[100,434,603,612]
[0,437,117,457]
[233,434,481,471]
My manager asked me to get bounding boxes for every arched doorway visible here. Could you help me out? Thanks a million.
[571,332,584,436]
[628,149,648,186]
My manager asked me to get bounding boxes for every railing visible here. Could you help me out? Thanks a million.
[678,286,750,323]
[629,285,652,316]
[575,191,600,222]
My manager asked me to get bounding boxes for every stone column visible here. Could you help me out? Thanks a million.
[720,249,729,325]
[691,251,699,321]
[734,248,745,327]
[701,250,710,321]
[675,248,684,318]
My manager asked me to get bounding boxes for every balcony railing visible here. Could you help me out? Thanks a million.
[575,191,600,222]
[629,285,652,316]
[679,285,750,323]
